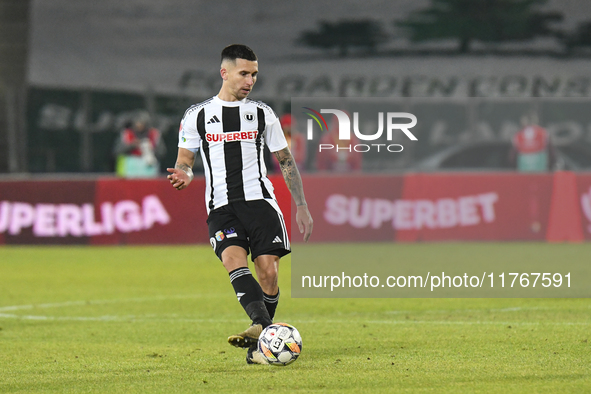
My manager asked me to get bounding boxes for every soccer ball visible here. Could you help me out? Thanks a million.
[258,323,302,366]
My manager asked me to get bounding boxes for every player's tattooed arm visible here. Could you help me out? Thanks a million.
[274,147,306,206]
[274,147,314,241]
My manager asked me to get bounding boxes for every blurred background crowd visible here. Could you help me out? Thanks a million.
[2,0,591,177]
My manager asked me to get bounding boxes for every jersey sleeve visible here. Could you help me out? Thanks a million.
[178,110,201,152]
[263,109,288,153]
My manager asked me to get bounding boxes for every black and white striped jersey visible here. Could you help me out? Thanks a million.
[178,96,288,213]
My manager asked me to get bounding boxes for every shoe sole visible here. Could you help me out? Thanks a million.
[228,335,258,348]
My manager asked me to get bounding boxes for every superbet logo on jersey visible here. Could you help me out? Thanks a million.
[303,107,417,153]
[205,130,259,143]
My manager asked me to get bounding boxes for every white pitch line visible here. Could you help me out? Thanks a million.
[384,305,591,315]
[1,296,589,326]
[292,319,591,326]
[0,313,589,326]
[0,313,244,323]
[384,307,541,314]
[367,320,591,326]
[0,294,211,313]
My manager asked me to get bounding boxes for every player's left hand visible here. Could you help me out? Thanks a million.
[296,205,313,242]
[166,168,191,190]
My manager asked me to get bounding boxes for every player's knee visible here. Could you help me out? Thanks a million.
[221,247,248,272]
[223,259,241,273]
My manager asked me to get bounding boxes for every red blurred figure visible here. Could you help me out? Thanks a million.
[116,111,163,158]
[511,114,554,172]
[114,111,165,177]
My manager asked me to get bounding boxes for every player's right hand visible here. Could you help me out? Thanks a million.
[296,205,313,242]
[167,168,191,190]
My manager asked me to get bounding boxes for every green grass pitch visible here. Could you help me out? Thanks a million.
[0,244,590,393]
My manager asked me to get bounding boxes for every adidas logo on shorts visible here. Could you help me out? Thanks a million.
[272,236,282,244]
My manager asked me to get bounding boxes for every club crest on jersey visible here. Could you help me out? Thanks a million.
[243,112,256,122]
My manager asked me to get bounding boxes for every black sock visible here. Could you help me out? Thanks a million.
[263,289,280,321]
[229,267,272,327]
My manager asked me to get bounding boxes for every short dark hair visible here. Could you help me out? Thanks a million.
[221,44,257,63]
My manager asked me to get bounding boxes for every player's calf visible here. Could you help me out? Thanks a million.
[228,267,273,327]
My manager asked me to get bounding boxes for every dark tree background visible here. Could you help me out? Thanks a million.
[395,0,563,53]
[297,20,388,56]
[565,21,591,49]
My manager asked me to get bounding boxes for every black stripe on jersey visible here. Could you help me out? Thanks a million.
[222,106,245,202]
[256,107,272,199]
[197,108,215,211]
[222,106,241,133]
